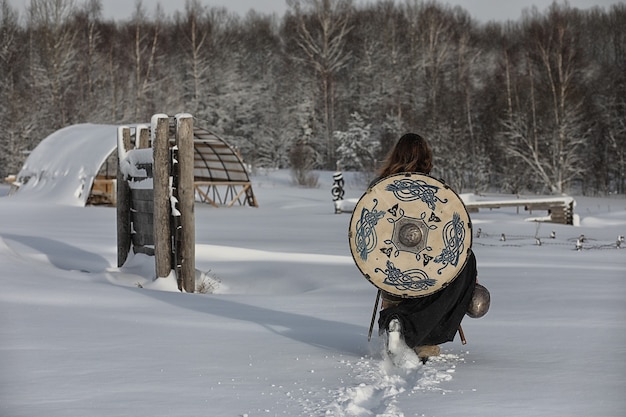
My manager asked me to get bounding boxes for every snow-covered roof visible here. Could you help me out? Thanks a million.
[15,124,118,206]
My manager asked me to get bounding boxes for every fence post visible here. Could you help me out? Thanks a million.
[138,124,150,149]
[152,114,172,279]
[176,114,196,292]
[116,127,132,267]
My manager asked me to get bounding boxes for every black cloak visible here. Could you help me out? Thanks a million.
[378,250,477,348]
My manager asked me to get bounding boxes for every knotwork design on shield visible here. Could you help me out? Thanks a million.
[434,212,467,274]
[353,198,386,261]
[375,260,437,292]
[385,177,448,210]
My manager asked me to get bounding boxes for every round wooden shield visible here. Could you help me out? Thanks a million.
[348,172,473,298]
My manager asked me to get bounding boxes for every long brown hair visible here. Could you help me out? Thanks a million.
[377,133,433,178]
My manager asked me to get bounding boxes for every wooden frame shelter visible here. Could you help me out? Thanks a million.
[185,127,257,208]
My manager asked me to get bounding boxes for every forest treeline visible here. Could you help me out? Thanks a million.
[1,0,624,194]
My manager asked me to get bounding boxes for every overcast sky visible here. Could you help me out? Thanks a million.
[6,0,622,22]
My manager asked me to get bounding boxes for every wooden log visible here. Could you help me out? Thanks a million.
[227,185,250,207]
[245,186,258,207]
[566,201,574,225]
[176,114,196,293]
[152,114,172,279]
[549,205,568,224]
[116,127,132,267]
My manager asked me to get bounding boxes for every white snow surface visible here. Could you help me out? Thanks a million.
[1,169,625,417]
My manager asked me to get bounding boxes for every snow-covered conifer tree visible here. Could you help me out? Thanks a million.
[334,112,379,172]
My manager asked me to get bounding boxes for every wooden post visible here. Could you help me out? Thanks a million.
[176,114,195,292]
[152,114,172,279]
[137,124,150,149]
[116,127,132,267]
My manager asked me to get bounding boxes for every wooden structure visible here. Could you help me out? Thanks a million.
[463,197,575,225]
[117,114,196,293]
[99,125,257,208]
[9,123,256,208]
[188,127,257,207]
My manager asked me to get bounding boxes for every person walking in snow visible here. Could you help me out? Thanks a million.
[372,133,478,363]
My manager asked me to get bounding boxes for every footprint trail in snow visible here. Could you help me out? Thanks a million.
[314,345,464,417]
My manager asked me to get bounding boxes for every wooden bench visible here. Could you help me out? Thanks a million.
[463,197,575,225]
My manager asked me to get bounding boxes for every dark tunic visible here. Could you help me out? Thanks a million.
[378,250,477,348]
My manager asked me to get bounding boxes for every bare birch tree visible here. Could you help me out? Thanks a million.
[287,0,353,168]
[71,0,112,122]
[177,0,212,114]
[501,6,589,193]
[27,0,79,128]
[349,0,409,126]
[403,0,455,124]
[129,1,163,120]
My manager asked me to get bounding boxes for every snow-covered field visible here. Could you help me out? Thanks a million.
[1,170,625,417]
